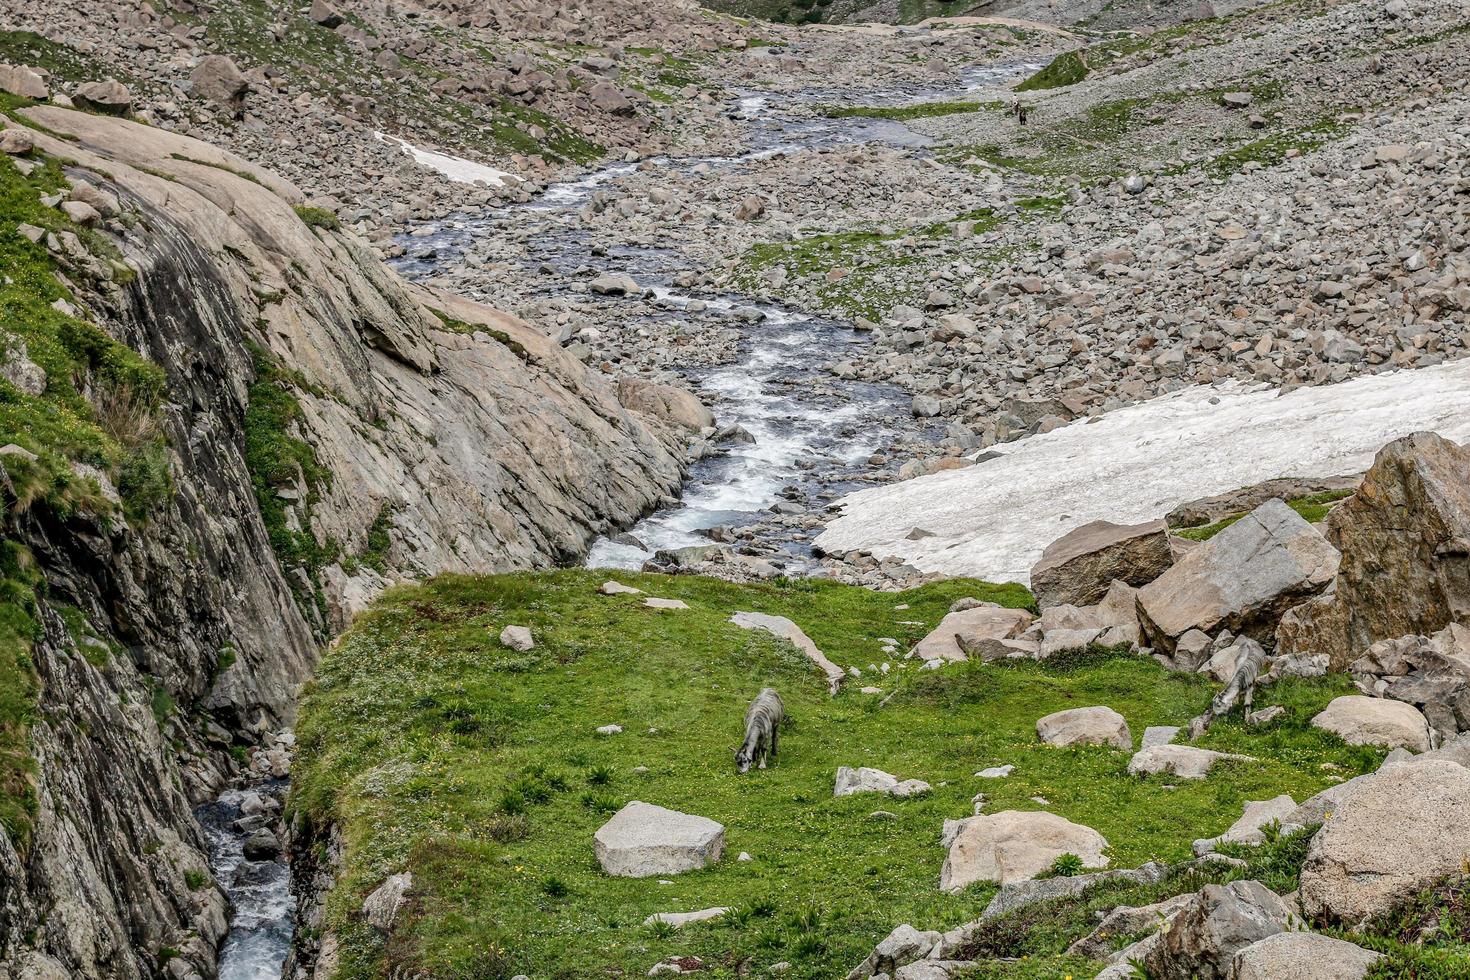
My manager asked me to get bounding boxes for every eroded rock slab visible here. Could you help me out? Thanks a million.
[594,801,724,878]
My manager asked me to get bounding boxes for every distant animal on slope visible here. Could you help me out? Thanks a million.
[735,687,784,774]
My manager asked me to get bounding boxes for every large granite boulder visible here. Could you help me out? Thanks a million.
[1227,932,1380,980]
[1143,880,1296,980]
[1030,518,1172,608]
[189,55,250,109]
[1278,432,1470,668]
[1310,695,1433,752]
[1298,759,1470,924]
[940,810,1108,892]
[594,802,725,878]
[0,64,49,101]
[1352,622,1470,740]
[1036,706,1132,750]
[912,603,1033,663]
[1138,499,1338,652]
[72,79,134,115]
[617,378,714,432]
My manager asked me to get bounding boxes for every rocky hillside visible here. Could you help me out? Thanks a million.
[0,83,697,979]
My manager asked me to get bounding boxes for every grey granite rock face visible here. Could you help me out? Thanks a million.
[0,106,687,979]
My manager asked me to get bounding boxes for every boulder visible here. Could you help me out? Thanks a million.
[1298,759,1470,924]
[362,872,412,931]
[0,64,49,101]
[310,0,345,26]
[1227,932,1380,980]
[590,272,639,296]
[1192,795,1296,855]
[1138,499,1339,652]
[1278,433,1470,668]
[940,810,1108,892]
[913,604,1033,663]
[594,801,724,878]
[1310,695,1432,751]
[499,625,534,651]
[242,827,280,860]
[1030,519,1172,608]
[734,195,765,220]
[589,81,635,115]
[189,55,249,109]
[617,378,714,432]
[72,79,133,115]
[1067,893,1192,958]
[1037,627,1102,658]
[1036,706,1132,750]
[1143,880,1296,980]
[834,766,931,798]
[0,129,34,155]
[1352,622,1470,739]
[1128,745,1252,780]
[847,923,942,979]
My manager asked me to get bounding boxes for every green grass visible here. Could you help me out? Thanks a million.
[1172,489,1354,541]
[242,342,337,627]
[820,101,995,121]
[1015,51,1089,92]
[293,205,342,232]
[1202,117,1351,178]
[293,570,1381,980]
[0,146,172,847]
[182,0,603,165]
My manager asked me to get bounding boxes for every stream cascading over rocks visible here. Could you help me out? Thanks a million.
[205,61,1038,978]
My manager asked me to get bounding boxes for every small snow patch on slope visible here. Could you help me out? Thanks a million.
[375,132,514,187]
[815,361,1470,585]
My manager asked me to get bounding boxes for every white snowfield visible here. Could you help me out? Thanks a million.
[815,360,1470,585]
[375,132,515,187]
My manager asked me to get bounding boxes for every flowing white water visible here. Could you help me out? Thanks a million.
[204,56,1038,976]
[198,786,295,980]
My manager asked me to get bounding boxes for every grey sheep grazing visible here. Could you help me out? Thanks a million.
[735,687,784,773]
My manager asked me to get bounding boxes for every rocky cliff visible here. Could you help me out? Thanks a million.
[0,102,687,979]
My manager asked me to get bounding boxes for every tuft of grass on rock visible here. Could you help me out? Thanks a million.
[293,205,341,232]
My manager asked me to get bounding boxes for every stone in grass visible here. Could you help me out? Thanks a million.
[1127,744,1253,780]
[1035,706,1132,750]
[595,801,724,878]
[975,765,1013,778]
[834,766,931,798]
[500,625,534,651]
[1192,794,1296,856]
[596,724,623,735]
[1310,695,1432,752]
[1143,879,1297,979]
[940,810,1108,891]
[644,597,690,610]
[643,907,730,929]
[599,580,643,595]
[362,872,412,931]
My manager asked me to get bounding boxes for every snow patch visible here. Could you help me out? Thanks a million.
[815,362,1470,585]
[375,132,514,187]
